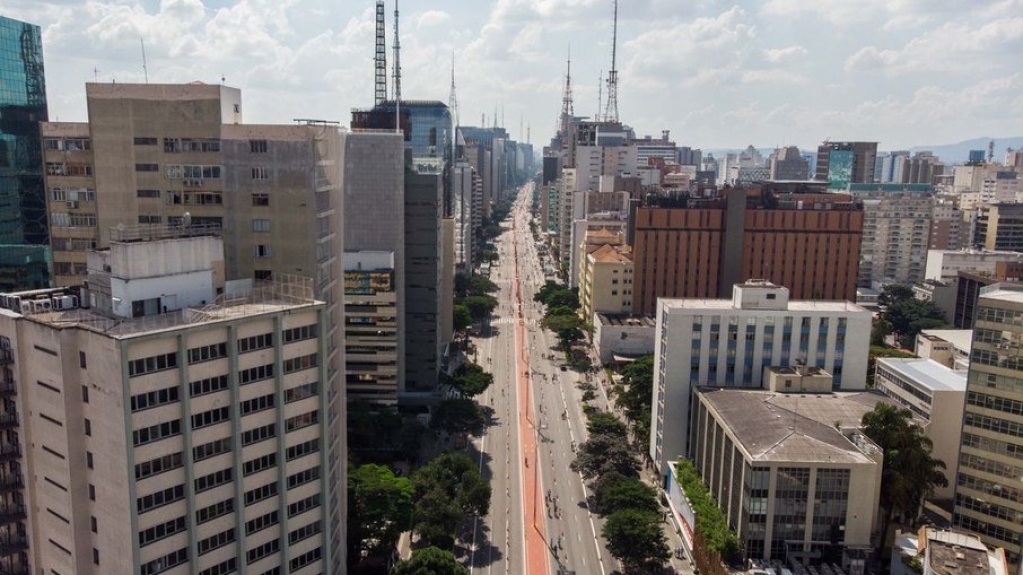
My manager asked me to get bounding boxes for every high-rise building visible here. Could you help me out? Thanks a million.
[39,82,348,572]
[0,16,50,291]
[768,146,809,180]
[973,202,1023,252]
[851,189,935,289]
[952,284,1023,567]
[0,233,330,575]
[815,142,878,188]
[631,186,863,314]
[649,280,872,476]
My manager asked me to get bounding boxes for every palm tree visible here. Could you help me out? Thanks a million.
[861,404,947,549]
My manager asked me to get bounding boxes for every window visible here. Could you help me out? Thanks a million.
[250,139,268,153]
[128,352,179,377]
[134,137,158,146]
[195,468,233,492]
[247,539,280,565]
[283,324,318,342]
[245,510,279,535]
[191,406,230,429]
[252,193,269,206]
[133,420,181,446]
[91,516,98,533]
[285,410,318,432]
[84,418,91,436]
[287,465,320,489]
[141,548,188,575]
[254,245,272,258]
[79,351,87,368]
[89,484,95,501]
[93,548,100,566]
[238,333,273,352]
[188,342,228,364]
[283,353,317,374]
[286,438,320,461]
[194,437,232,461]
[139,517,187,547]
[196,498,234,524]
[289,547,322,571]
[252,219,270,233]
[251,167,269,180]
[243,453,277,476]
[238,363,274,385]
[198,528,235,555]
[244,481,278,506]
[131,386,180,411]
[199,558,237,575]
[289,520,322,546]
[254,270,272,281]
[136,452,183,480]
[240,394,275,416]
[191,375,229,397]
[135,163,159,172]
[138,215,162,224]
[285,382,319,403]
[242,423,276,446]
[287,493,321,517]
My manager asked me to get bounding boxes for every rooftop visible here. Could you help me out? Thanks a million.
[697,388,891,464]
[2,277,319,339]
[876,358,968,393]
[919,329,973,353]
[662,298,866,313]
[927,530,991,575]
[590,244,632,264]
[596,313,655,327]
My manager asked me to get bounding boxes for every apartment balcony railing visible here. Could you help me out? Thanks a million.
[0,444,20,463]
[0,414,16,430]
[0,350,11,366]
[0,532,27,554]
[0,504,25,524]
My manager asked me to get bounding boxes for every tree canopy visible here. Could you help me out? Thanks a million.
[389,547,469,575]
[676,459,742,561]
[347,401,426,464]
[593,472,661,517]
[602,508,670,572]
[571,410,638,479]
[861,403,948,523]
[877,284,947,349]
[347,464,413,566]
[462,294,499,323]
[614,356,654,447]
[410,453,491,548]
[442,362,494,398]
[430,398,486,436]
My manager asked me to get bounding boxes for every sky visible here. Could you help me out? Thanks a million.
[5,0,1023,150]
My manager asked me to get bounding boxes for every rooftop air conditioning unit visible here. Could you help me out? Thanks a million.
[19,301,33,314]
[32,299,52,313]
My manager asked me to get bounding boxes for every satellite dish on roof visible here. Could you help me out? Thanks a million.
[182,212,192,227]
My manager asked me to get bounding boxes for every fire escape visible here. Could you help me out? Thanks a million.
[0,339,28,575]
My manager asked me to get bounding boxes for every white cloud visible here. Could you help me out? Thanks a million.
[416,10,450,29]
[763,45,807,64]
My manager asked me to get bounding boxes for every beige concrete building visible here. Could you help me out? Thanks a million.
[873,358,967,499]
[40,82,348,573]
[0,233,329,575]
[915,329,972,371]
[689,386,883,562]
[578,243,633,326]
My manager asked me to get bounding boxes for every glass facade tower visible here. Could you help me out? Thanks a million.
[0,16,50,290]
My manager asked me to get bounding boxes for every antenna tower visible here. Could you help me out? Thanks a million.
[603,0,620,124]
[558,46,574,136]
[392,0,401,103]
[596,69,603,122]
[140,38,149,84]
[374,1,387,105]
[448,53,458,127]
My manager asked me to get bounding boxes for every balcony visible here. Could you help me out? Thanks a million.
[0,445,19,464]
[0,350,10,366]
[0,504,25,524]
[0,532,27,555]
[0,414,16,430]
[0,375,14,396]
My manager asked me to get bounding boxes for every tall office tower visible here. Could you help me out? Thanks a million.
[649,280,871,476]
[0,233,330,575]
[40,82,348,572]
[1006,149,1023,167]
[973,203,1023,251]
[0,16,50,291]
[343,131,405,403]
[768,146,809,180]
[852,190,935,289]
[952,284,1023,568]
[815,141,878,188]
[631,185,863,314]
[452,161,478,271]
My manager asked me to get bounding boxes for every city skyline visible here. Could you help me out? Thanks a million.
[4,0,1022,150]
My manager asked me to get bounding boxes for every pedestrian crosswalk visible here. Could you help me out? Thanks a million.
[490,317,539,325]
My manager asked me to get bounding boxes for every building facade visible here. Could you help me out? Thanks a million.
[952,284,1023,567]
[0,234,330,575]
[852,190,934,290]
[815,142,877,189]
[688,387,882,562]
[0,16,50,291]
[649,281,872,476]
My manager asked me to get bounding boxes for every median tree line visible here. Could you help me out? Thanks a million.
[534,280,593,370]
[571,409,670,571]
[611,355,655,449]
[453,273,499,333]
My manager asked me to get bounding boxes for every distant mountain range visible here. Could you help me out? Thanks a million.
[703,137,1023,166]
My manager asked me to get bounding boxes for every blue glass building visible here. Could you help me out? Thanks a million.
[0,16,50,290]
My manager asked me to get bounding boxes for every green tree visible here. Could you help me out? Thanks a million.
[410,453,491,549]
[616,356,654,446]
[453,304,472,333]
[676,459,742,561]
[348,401,426,464]
[571,429,638,479]
[602,509,670,572]
[455,273,498,298]
[430,398,486,436]
[586,411,628,438]
[593,474,660,517]
[878,284,915,309]
[861,404,948,526]
[347,464,413,565]
[876,284,947,348]
[462,294,498,323]
[389,547,469,575]
[542,312,585,350]
[443,362,494,398]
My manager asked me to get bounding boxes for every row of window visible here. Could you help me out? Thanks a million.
[198,528,235,556]
[166,164,223,180]
[243,453,277,477]
[139,516,186,547]
[50,212,97,227]
[46,162,92,176]
[141,547,188,575]
[136,452,183,480]
[44,137,91,151]
[188,342,228,364]
[50,187,95,202]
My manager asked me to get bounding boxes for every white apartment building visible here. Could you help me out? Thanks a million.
[649,281,872,476]
[0,233,329,575]
[874,358,967,499]
[916,329,972,371]
[924,249,1023,283]
[854,191,934,290]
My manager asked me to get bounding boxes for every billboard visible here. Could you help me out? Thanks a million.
[344,270,393,295]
